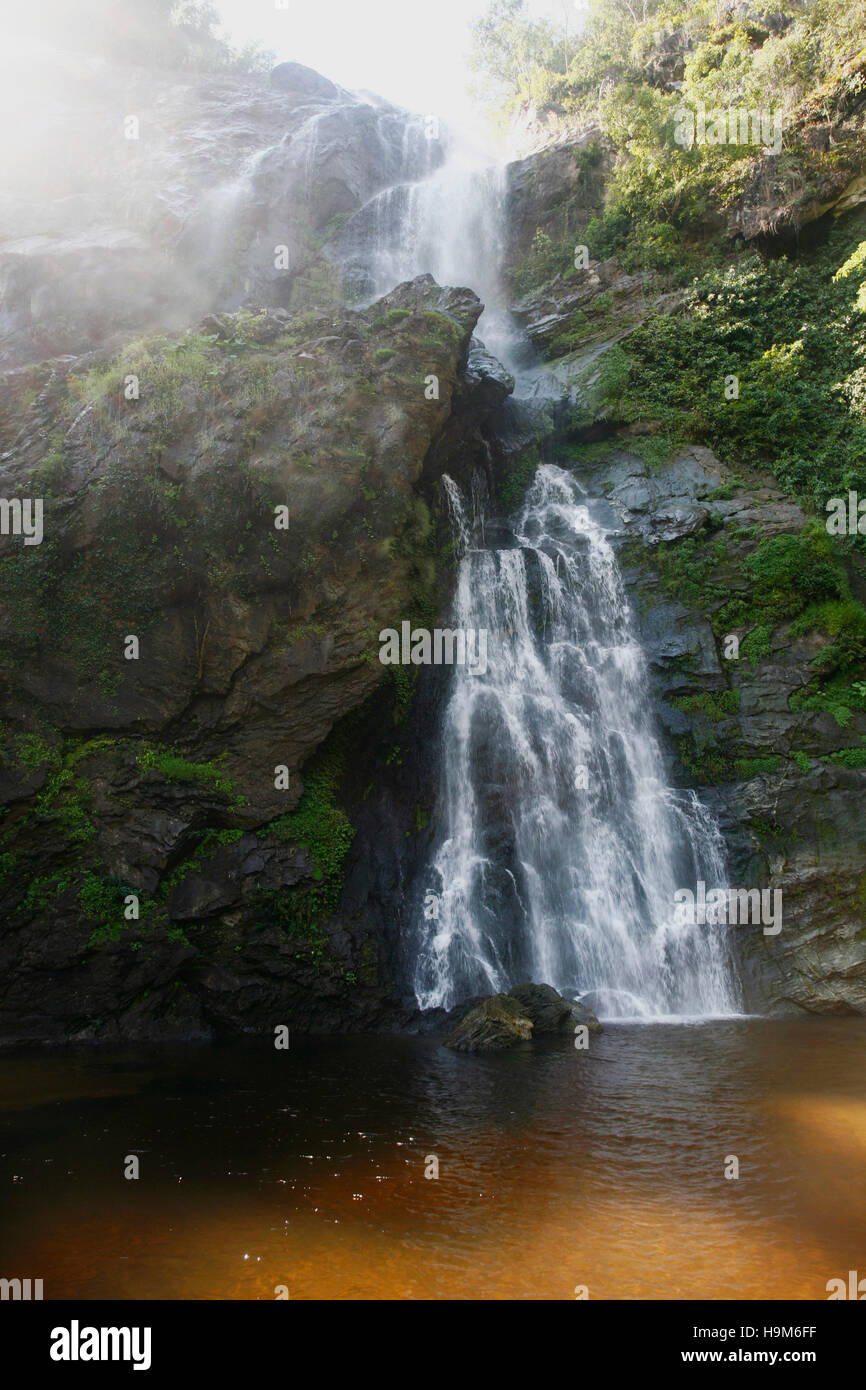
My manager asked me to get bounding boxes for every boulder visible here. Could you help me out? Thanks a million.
[443,994,533,1052]
[508,981,603,1034]
[443,982,602,1051]
[270,63,340,102]
[465,340,515,410]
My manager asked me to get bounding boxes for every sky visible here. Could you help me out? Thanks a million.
[214,0,589,125]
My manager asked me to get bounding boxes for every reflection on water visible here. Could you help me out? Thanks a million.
[1,1019,865,1300]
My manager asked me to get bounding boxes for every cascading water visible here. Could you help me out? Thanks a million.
[335,141,522,371]
[334,119,739,1020]
[412,468,739,1019]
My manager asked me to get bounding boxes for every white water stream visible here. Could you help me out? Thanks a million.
[336,125,740,1019]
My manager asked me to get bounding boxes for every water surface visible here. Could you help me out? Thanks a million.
[2,1019,864,1300]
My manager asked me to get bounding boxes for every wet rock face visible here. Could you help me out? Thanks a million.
[0,55,443,368]
[506,127,610,228]
[721,771,866,1016]
[0,273,503,1045]
[270,62,341,102]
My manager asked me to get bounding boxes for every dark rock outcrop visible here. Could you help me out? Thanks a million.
[444,983,602,1051]
[443,993,534,1051]
[508,981,603,1035]
[506,130,610,258]
[0,274,512,1045]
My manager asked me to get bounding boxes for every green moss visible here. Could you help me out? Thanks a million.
[791,599,866,677]
[259,734,356,938]
[823,742,866,768]
[136,746,246,805]
[734,755,781,779]
[289,259,342,309]
[79,870,166,946]
[744,530,845,619]
[499,442,541,512]
[545,314,590,358]
[35,437,69,495]
[374,348,397,364]
[706,480,744,501]
[563,439,615,467]
[70,332,220,455]
[625,431,685,473]
[790,672,866,728]
[671,688,740,721]
[33,757,96,845]
[677,732,734,785]
[161,828,245,897]
[16,872,70,915]
[791,751,812,772]
[741,624,773,666]
[637,522,866,695]
[509,228,577,298]
[15,733,53,769]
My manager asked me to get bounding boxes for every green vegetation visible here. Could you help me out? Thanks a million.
[79,872,154,946]
[592,233,866,515]
[260,736,356,939]
[734,754,781,780]
[638,524,866,686]
[677,735,784,785]
[500,442,541,512]
[476,3,866,534]
[824,743,866,767]
[33,745,98,846]
[472,1,865,274]
[160,828,245,898]
[671,688,739,721]
[509,228,577,298]
[15,733,53,770]
[16,873,71,915]
[136,746,246,805]
[677,733,735,786]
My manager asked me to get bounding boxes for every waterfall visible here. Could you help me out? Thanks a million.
[333,121,739,1020]
[411,467,739,1020]
[334,142,522,372]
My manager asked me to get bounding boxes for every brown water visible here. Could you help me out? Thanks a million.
[2,1019,865,1300]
